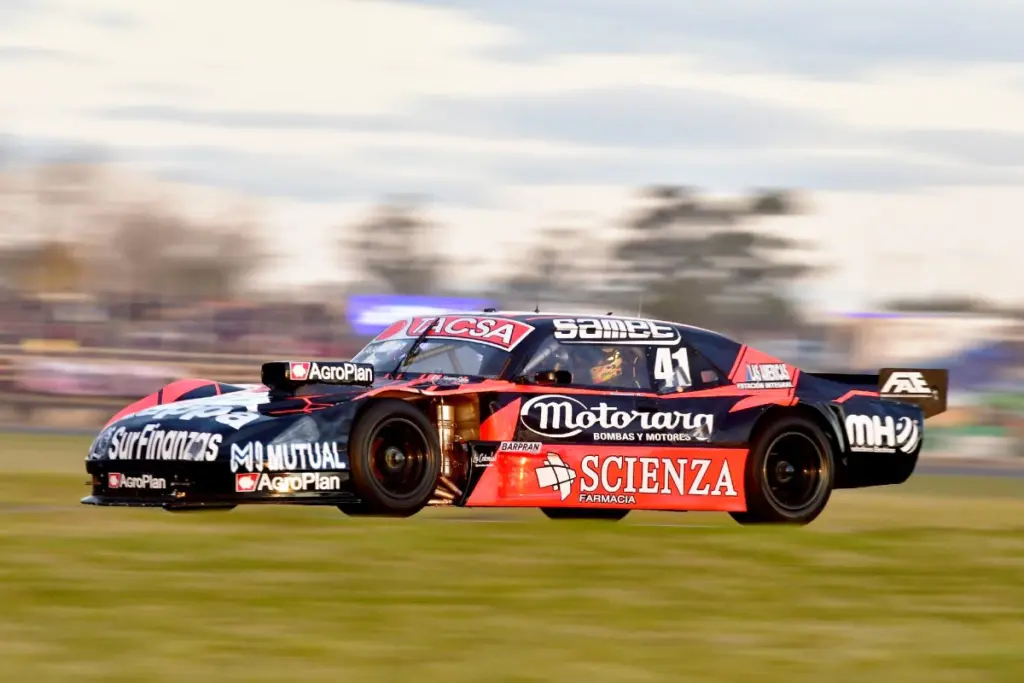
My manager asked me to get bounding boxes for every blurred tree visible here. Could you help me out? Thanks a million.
[100,202,264,301]
[33,162,102,243]
[0,162,99,295]
[0,159,264,301]
[21,240,84,293]
[0,240,85,294]
[501,225,591,304]
[340,197,442,294]
[608,186,815,333]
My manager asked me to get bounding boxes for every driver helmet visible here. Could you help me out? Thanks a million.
[586,346,624,385]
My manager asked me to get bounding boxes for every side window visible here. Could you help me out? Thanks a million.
[519,334,652,391]
[648,343,724,393]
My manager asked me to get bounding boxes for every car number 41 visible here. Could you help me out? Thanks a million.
[653,347,692,388]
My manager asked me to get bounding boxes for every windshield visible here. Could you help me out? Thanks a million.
[351,338,512,378]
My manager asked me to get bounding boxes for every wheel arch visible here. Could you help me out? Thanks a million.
[749,402,857,489]
[342,395,443,516]
[750,402,842,447]
[349,392,433,424]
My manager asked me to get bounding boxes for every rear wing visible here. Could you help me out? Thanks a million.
[808,368,949,418]
[877,367,948,419]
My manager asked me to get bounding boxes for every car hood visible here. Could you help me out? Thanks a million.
[89,374,488,462]
[89,383,359,463]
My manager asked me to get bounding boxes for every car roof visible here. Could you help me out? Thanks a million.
[428,310,727,339]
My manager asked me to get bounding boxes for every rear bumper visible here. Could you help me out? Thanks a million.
[835,450,919,489]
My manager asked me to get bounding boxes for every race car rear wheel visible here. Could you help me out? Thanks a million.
[541,508,629,521]
[341,399,441,517]
[730,415,834,526]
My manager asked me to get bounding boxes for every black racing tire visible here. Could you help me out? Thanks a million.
[541,508,629,521]
[729,414,834,526]
[342,399,441,517]
[162,504,237,512]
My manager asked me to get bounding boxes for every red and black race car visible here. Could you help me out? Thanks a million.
[82,311,948,525]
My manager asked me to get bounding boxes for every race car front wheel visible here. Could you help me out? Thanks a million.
[342,399,442,517]
[730,414,834,526]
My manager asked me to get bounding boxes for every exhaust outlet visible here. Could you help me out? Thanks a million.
[437,402,455,478]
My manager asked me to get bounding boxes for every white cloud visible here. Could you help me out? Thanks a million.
[255,183,642,291]
[8,0,1024,139]
[778,186,1024,311]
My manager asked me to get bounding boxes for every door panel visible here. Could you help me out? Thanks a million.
[463,443,747,511]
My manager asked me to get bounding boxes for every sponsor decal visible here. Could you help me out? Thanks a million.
[653,347,693,388]
[287,361,374,385]
[397,316,534,351]
[107,472,167,490]
[180,389,267,406]
[229,441,346,473]
[736,363,793,390]
[472,451,496,466]
[880,371,936,399]
[844,414,920,454]
[519,394,713,442]
[498,441,543,454]
[536,454,577,500]
[127,400,262,430]
[552,317,681,346]
[107,425,222,461]
[235,471,344,493]
[417,374,472,385]
[534,451,737,505]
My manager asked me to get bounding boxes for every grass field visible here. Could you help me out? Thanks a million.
[1,434,1023,683]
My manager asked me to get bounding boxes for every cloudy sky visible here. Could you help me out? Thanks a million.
[1,0,1021,313]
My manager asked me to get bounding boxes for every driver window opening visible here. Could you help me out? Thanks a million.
[522,337,652,390]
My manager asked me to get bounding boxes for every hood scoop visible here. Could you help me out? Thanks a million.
[261,360,376,396]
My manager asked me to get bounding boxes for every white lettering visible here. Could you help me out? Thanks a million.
[235,442,345,472]
[639,457,659,494]
[230,442,263,473]
[498,441,543,453]
[106,427,222,461]
[845,414,919,454]
[661,458,686,494]
[711,461,736,496]
[600,456,622,492]
[580,455,600,493]
[579,493,635,504]
[253,472,343,493]
[126,400,263,430]
[108,427,124,457]
[551,318,681,346]
[520,394,714,441]
[306,361,374,384]
[737,363,794,390]
[623,456,638,493]
[540,454,738,501]
[110,473,167,490]
[880,371,933,397]
[688,458,712,495]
